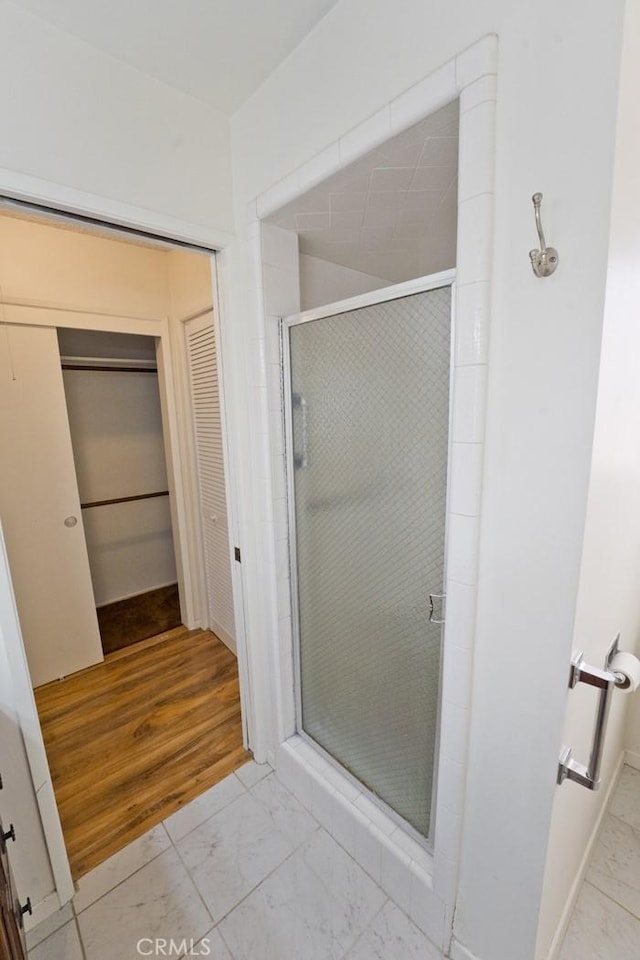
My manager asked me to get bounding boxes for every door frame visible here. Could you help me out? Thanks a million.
[0,194,251,919]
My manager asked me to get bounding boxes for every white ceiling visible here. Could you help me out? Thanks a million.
[267,101,459,284]
[10,0,341,113]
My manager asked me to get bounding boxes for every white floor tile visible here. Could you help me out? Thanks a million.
[345,900,443,959]
[189,927,233,959]
[587,813,640,919]
[609,765,640,831]
[559,882,640,960]
[175,790,304,922]
[218,830,387,960]
[250,773,318,845]
[77,847,211,960]
[28,920,83,960]
[73,824,171,913]
[235,759,272,789]
[304,828,387,920]
[26,903,74,950]
[163,774,246,843]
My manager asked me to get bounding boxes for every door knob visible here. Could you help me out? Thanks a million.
[64,516,78,527]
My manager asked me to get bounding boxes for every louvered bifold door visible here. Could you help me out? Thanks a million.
[185,312,236,652]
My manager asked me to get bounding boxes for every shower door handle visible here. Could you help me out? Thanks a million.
[292,393,309,469]
[429,593,446,624]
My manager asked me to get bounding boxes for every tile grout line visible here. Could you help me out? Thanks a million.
[72,826,174,917]
[341,896,391,960]
[604,807,640,835]
[167,776,320,932]
[217,921,235,960]
[73,912,89,960]
[162,772,250,845]
[70,768,255,922]
[583,878,640,925]
[206,826,324,932]
[167,823,217,928]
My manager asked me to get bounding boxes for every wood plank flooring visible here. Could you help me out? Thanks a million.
[96,583,182,655]
[35,626,250,879]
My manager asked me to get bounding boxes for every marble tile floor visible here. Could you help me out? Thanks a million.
[559,763,640,960]
[27,759,442,960]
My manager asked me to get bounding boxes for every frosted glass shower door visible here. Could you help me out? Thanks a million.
[285,283,452,840]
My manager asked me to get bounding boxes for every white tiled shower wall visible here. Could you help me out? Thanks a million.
[239,35,497,953]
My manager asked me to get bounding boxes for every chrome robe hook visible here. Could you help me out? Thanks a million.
[529,192,558,278]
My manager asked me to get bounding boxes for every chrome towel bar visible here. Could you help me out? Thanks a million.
[557,636,625,791]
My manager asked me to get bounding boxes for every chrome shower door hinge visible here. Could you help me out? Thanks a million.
[428,593,446,625]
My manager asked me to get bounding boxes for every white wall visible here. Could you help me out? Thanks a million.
[0,213,171,317]
[299,254,388,311]
[229,3,625,959]
[537,4,640,957]
[627,681,640,766]
[168,250,214,320]
[0,1,234,234]
[620,1,640,776]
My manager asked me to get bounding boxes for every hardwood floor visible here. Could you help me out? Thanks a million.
[96,583,182,654]
[34,626,250,880]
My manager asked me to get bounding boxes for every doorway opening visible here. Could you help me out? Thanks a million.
[0,206,249,879]
[58,328,182,654]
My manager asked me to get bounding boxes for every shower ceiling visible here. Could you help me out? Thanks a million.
[266,100,459,284]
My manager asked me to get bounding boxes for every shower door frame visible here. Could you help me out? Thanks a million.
[282,269,456,847]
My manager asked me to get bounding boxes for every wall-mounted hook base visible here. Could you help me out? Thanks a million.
[530,245,559,278]
[530,192,559,277]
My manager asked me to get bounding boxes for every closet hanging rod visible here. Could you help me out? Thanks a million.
[81,490,169,510]
[60,357,158,373]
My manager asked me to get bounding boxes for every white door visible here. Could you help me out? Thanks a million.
[185,312,235,651]
[0,521,74,923]
[0,323,103,686]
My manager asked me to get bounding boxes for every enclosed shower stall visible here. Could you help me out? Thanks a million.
[283,278,453,841]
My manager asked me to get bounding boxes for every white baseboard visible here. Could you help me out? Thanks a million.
[543,749,625,960]
[96,580,178,608]
[449,938,482,960]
